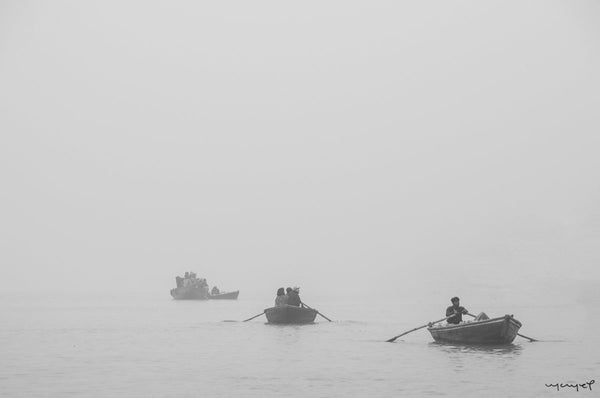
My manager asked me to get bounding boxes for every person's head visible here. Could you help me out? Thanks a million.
[293,287,300,294]
[184,272,189,277]
[286,287,292,294]
[277,287,285,296]
[451,297,460,307]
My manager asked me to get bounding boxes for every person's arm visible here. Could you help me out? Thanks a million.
[446,307,455,317]
[461,307,468,314]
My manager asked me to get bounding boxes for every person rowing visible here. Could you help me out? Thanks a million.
[446,296,490,324]
[286,287,301,307]
[446,296,468,324]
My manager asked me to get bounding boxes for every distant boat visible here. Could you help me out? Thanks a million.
[264,305,318,324]
[208,290,239,300]
[170,286,209,300]
[427,315,522,344]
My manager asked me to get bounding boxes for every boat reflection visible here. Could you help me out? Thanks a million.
[429,341,523,356]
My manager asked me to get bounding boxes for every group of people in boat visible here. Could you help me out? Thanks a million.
[445,296,488,324]
[175,272,208,289]
[275,287,302,307]
[175,272,221,295]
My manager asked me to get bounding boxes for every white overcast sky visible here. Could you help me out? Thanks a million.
[1,1,599,297]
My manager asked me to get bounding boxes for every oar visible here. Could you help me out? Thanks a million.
[464,313,538,342]
[301,301,332,322]
[386,314,455,343]
[516,333,537,342]
[242,312,265,322]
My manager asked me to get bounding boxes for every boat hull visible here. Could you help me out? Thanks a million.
[428,315,522,345]
[170,287,209,300]
[264,306,318,324]
[208,291,239,300]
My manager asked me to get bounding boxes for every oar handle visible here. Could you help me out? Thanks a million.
[386,314,455,343]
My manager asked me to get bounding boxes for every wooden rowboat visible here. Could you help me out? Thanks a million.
[427,315,522,344]
[264,305,318,324]
[208,290,240,300]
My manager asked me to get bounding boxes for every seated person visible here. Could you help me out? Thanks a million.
[286,287,301,307]
[446,296,468,324]
[211,286,220,295]
[275,287,288,307]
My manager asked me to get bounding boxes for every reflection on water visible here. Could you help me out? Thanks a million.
[428,342,524,376]
[429,342,523,356]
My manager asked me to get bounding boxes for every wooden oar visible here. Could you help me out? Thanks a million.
[516,333,537,342]
[301,301,332,322]
[464,313,538,342]
[242,312,265,322]
[386,314,455,343]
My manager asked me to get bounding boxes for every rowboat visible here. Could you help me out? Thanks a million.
[427,315,522,344]
[208,290,239,300]
[264,305,318,324]
[170,286,209,300]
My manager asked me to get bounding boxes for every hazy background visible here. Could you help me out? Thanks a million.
[1,0,599,304]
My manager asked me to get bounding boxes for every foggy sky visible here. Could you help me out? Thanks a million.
[1,1,599,298]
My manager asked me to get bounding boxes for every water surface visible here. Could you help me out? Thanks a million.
[1,289,598,397]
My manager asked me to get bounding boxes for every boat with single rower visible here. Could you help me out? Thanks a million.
[427,314,522,344]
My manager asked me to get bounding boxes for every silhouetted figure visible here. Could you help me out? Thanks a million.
[275,287,288,307]
[286,287,301,307]
[211,286,220,295]
[176,276,184,288]
[446,296,468,324]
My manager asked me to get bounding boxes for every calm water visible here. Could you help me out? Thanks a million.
[1,289,598,397]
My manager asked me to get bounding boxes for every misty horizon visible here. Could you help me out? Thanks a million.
[1,1,599,299]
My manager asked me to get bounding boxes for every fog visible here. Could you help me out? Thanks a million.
[1,1,599,301]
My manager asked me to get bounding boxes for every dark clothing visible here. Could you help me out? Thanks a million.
[175,276,183,288]
[287,291,301,307]
[446,305,468,324]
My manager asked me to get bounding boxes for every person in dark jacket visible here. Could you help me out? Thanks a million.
[446,296,468,324]
[286,287,301,307]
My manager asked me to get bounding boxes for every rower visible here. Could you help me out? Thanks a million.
[446,296,468,324]
[286,287,301,307]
